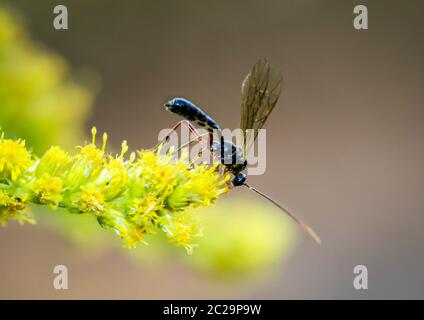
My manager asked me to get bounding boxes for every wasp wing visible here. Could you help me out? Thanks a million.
[240,59,283,155]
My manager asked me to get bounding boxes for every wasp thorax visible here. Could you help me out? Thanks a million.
[212,140,245,166]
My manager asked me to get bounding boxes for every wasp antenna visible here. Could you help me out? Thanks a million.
[243,183,321,245]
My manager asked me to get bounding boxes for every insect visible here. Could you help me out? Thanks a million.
[162,59,321,244]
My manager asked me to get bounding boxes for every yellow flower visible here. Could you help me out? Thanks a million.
[97,208,144,249]
[164,211,202,254]
[0,137,32,181]
[129,196,160,234]
[0,188,33,225]
[32,173,63,206]
[167,164,230,209]
[35,146,71,177]
[64,145,104,190]
[77,186,105,215]
[102,156,129,201]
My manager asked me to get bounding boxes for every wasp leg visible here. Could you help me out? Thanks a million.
[173,132,219,166]
[189,144,209,165]
[223,167,234,189]
[176,132,209,153]
[150,120,201,151]
[179,133,212,165]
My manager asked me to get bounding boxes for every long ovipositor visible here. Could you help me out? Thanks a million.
[163,98,220,133]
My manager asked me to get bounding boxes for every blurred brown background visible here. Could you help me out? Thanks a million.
[1,0,424,299]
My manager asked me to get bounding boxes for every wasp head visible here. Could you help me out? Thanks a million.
[163,97,190,114]
[232,172,247,187]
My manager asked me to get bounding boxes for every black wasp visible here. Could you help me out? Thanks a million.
[162,59,320,244]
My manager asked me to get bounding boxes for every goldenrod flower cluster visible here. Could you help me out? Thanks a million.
[0,128,229,252]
